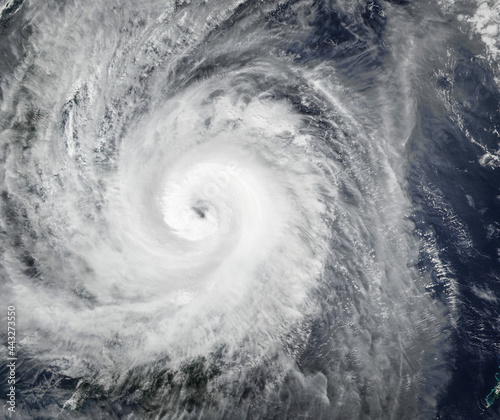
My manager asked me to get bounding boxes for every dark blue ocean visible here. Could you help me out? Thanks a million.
[1,0,500,419]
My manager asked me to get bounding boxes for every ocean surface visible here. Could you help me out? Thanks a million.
[1,0,500,419]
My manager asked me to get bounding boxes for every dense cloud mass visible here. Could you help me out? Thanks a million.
[1,0,500,419]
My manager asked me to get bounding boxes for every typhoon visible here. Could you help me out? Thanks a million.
[2,0,500,419]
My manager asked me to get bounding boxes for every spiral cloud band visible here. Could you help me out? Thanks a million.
[4,0,490,418]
